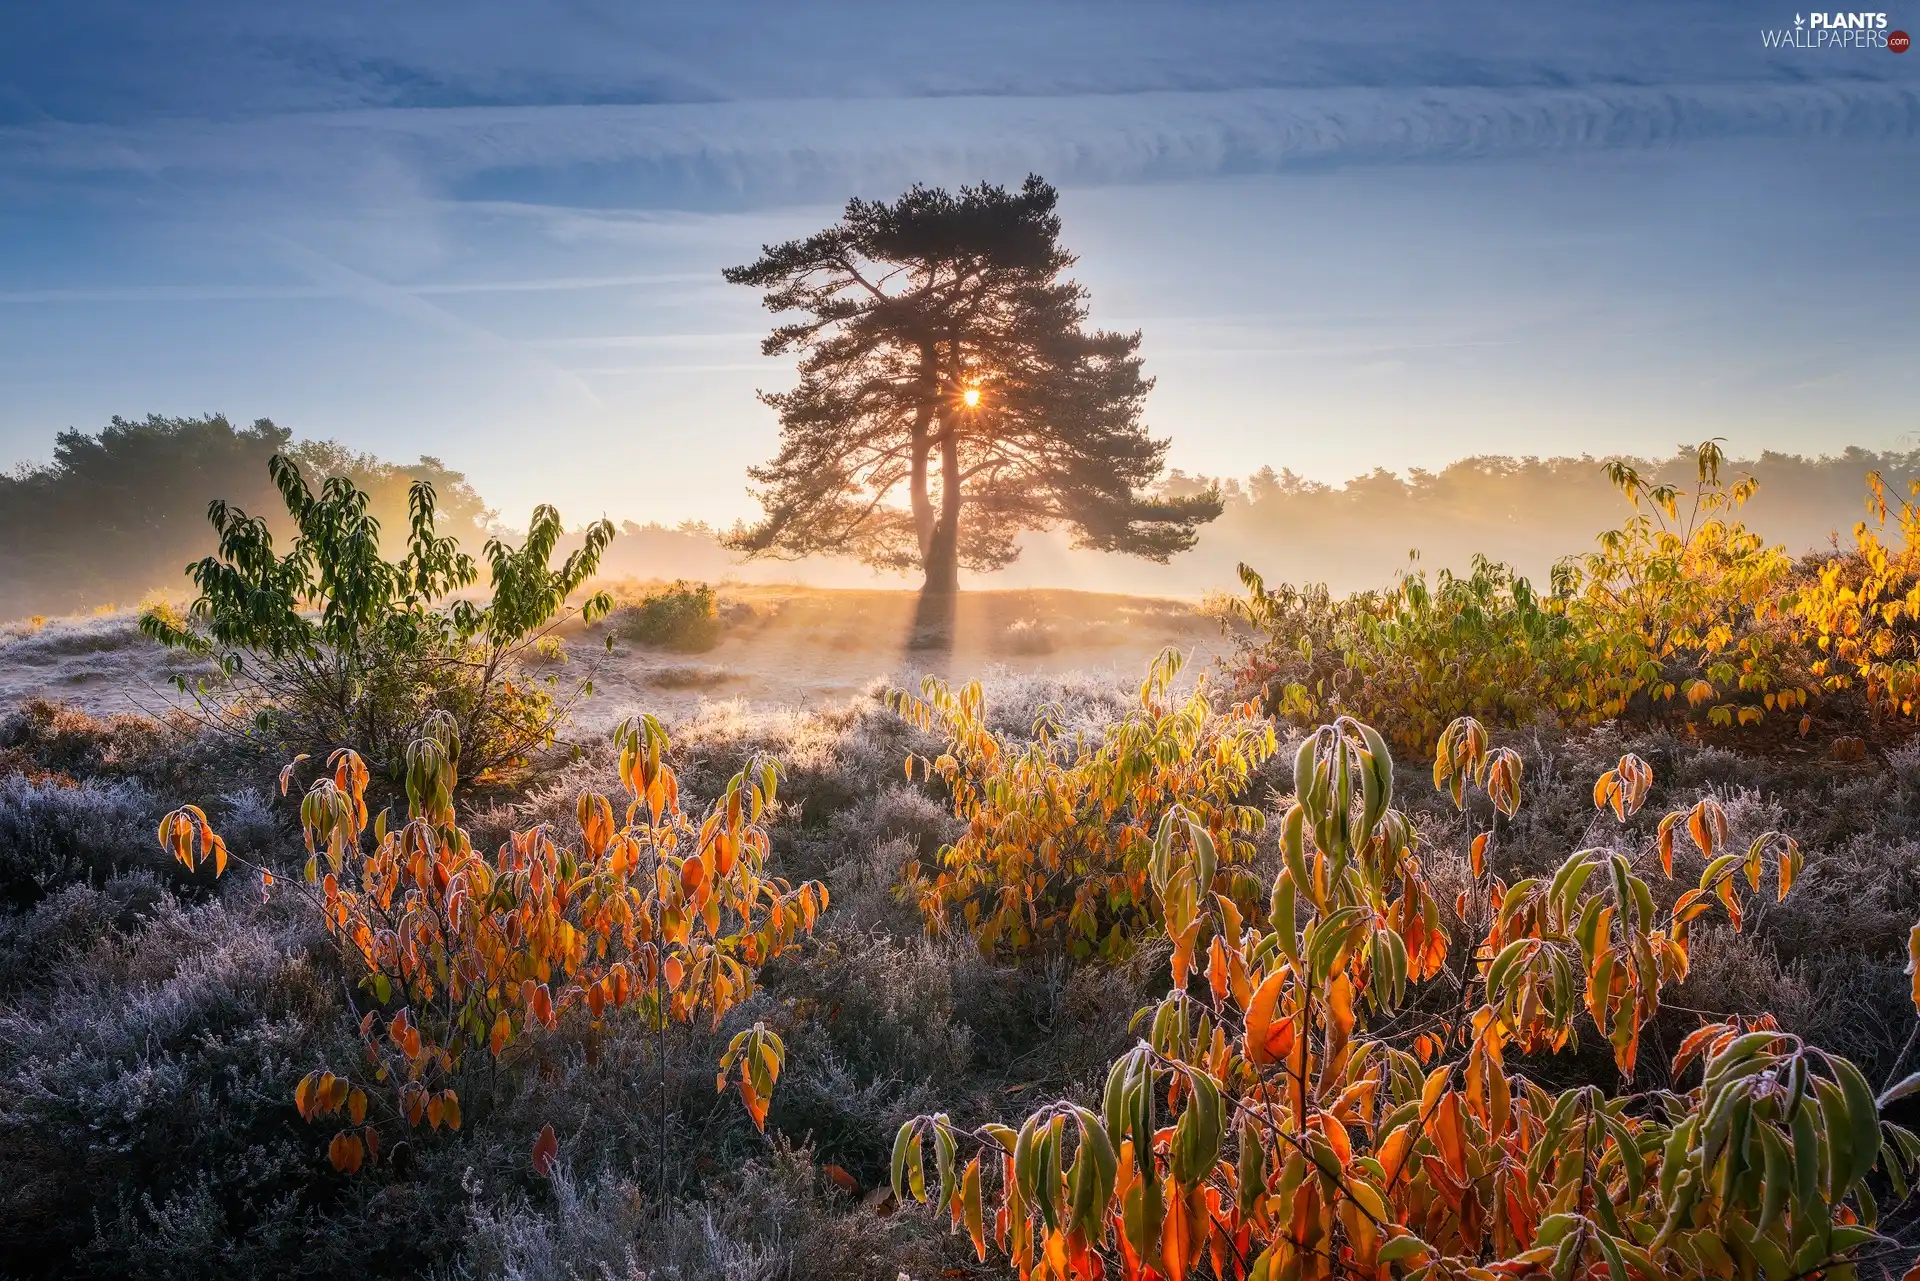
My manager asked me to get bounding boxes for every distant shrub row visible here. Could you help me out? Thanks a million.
[1219,440,1920,752]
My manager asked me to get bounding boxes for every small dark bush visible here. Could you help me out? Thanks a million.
[613,581,722,653]
[0,775,170,910]
[0,874,168,991]
[0,698,268,797]
[0,699,173,782]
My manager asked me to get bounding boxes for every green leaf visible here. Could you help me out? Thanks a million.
[1377,1235,1430,1263]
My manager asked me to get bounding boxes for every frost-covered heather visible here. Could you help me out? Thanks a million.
[0,613,210,720]
[4,658,1920,1276]
[0,775,163,908]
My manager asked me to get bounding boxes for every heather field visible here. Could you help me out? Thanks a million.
[5,558,1920,1277]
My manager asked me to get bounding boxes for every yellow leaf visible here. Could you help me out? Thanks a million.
[962,1155,986,1260]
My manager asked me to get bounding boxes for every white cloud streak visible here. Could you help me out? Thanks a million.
[268,236,609,413]
[0,272,716,303]
[6,81,1915,210]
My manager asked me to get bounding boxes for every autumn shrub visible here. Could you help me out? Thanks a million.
[1550,444,1806,726]
[1793,472,1920,717]
[1347,718,1920,1082]
[1222,555,1577,754]
[160,707,826,1188]
[0,874,170,995]
[1222,442,1820,749]
[140,454,616,786]
[612,580,723,653]
[0,870,819,1278]
[893,649,1279,959]
[891,709,1920,1280]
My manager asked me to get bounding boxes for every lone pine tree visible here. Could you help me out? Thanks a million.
[723,176,1220,600]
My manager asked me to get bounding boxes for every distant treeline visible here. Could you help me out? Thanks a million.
[1140,446,1920,593]
[1,417,1912,618]
[0,415,494,619]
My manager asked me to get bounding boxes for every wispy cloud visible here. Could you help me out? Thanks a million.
[8,81,1916,211]
[0,271,714,303]
[268,236,608,412]
[532,331,761,349]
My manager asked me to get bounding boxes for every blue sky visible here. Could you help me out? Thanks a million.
[1,1,1915,527]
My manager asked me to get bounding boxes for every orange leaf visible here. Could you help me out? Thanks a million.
[1160,1178,1195,1281]
[328,1130,364,1173]
[1243,969,1293,1065]
[531,1124,560,1177]
[1687,806,1713,857]
[740,1074,770,1131]
[1378,1126,1414,1190]
[1430,1091,1467,1182]
[1908,922,1920,1015]
[1206,936,1230,1007]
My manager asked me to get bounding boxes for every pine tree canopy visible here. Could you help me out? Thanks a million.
[722,175,1221,593]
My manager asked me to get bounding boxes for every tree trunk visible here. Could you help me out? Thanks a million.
[921,424,962,595]
[910,344,937,560]
[910,419,962,651]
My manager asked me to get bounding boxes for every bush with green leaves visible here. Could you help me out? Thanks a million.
[140,454,614,785]
[614,580,723,653]
[1218,441,1820,750]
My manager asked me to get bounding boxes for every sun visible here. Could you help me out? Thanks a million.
[961,387,980,408]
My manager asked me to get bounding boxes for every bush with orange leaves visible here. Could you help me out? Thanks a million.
[1793,471,1920,720]
[892,648,1278,961]
[892,711,1920,1280]
[156,710,826,1175]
